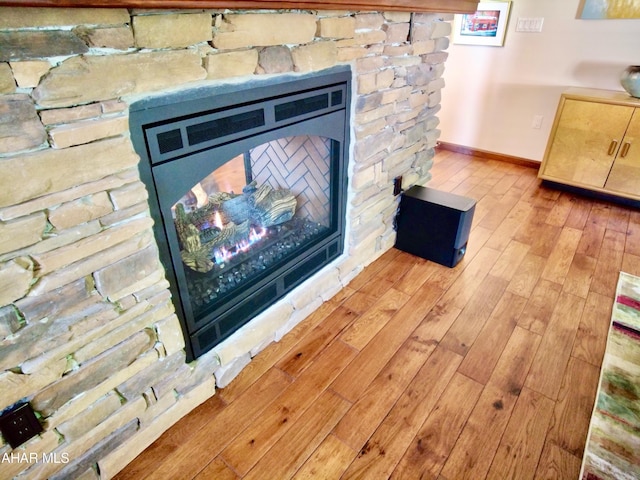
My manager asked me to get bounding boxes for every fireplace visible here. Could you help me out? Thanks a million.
[130,67,351,359]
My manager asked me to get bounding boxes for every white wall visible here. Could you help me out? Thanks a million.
[439,0,640,162]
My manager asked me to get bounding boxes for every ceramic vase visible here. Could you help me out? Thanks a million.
[621,65,640,98]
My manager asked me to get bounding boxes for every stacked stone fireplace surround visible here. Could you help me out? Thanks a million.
[0,7,449,479]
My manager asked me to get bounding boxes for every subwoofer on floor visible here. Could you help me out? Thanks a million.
[394,185,476,268]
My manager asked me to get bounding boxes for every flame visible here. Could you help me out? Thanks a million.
[214,210,224,229]
[212,226,269,266]
[237,240,250,253]
[250,227,267,242]
[214,247,231,265]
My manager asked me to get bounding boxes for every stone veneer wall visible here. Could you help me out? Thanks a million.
[0,7,450,479]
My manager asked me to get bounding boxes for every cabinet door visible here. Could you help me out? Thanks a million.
[542,99,635,188]
[604,109,640,196]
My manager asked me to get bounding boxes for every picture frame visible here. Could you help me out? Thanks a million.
[453,1,512,47]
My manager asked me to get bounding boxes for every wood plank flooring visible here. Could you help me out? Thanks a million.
[115,148,640,480]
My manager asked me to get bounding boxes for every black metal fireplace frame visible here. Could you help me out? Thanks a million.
[130,67,351,360]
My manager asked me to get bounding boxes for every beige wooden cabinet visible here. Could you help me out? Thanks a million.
[539,87,640,201]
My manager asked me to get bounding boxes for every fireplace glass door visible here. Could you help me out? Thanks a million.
[130,68,351,359]
[174,135,333,320]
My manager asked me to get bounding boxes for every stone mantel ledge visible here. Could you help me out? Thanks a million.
[0,0,479,13]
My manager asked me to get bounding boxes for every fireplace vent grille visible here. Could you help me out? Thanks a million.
[143,82,346,167]
[187,109,265,146]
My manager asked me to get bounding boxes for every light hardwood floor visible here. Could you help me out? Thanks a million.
[115,148,640,480]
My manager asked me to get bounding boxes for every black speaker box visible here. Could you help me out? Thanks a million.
[395,185,476,267]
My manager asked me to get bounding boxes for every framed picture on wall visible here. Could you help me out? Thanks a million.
[578,0,640,19]
[453,1,512,46]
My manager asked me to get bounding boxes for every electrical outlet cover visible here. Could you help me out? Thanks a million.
[0,403,43,449]
[393,176,403,196]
